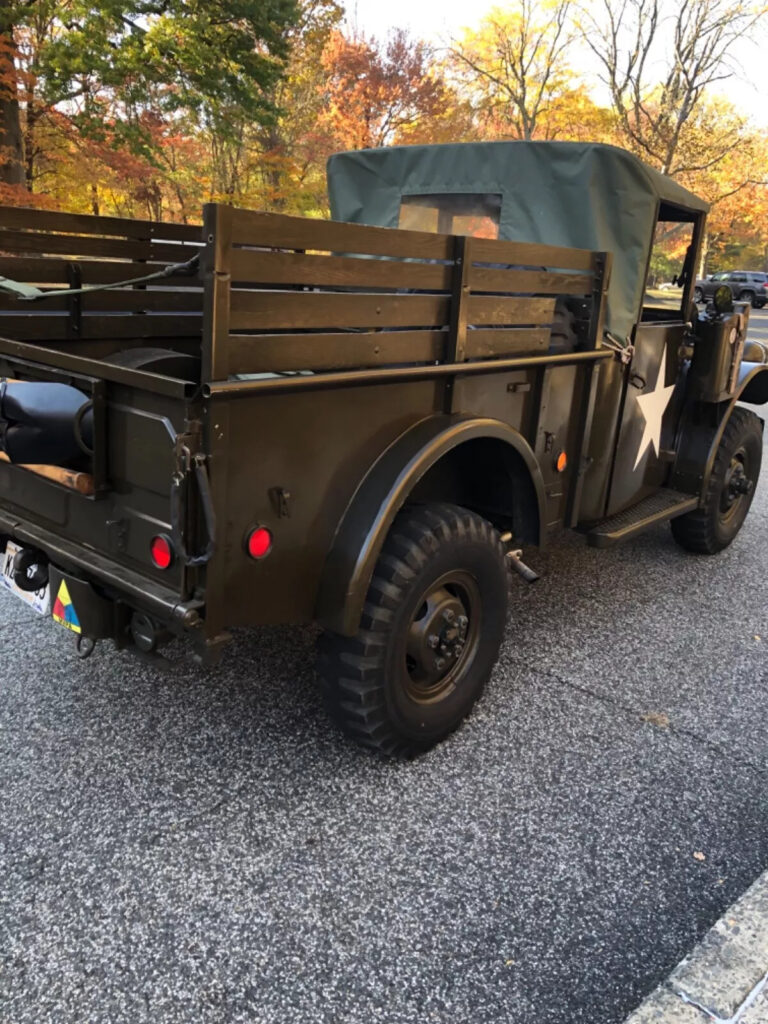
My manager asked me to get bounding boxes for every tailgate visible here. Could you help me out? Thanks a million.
[0,360,206,633]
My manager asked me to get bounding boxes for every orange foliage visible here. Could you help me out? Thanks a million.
[320,29,447,151]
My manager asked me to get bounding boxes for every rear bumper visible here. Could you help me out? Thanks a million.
[0,510,203,630]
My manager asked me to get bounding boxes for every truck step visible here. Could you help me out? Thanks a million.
[586,488,699,548]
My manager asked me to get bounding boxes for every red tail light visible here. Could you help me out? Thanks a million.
[150,534,174,569]
[246,526,272,560]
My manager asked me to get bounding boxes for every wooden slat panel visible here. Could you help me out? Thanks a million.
[229,291,449,330]
[0,205,202,242]
[229,248,451,291]
[0,336,199,360]
[0,314,202,340]
[227,330,445,374]
[472,237,596,272]
[0,256,204,286]
[218,204,453,260]
[470,266,593,295]
[466,296,556,325]
[0,289,203,313]
[0,229,200,262]
[463,328,551,359]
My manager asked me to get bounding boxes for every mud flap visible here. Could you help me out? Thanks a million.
[48,565,120,639]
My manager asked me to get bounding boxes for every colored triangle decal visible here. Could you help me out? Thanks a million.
[52,580,81,633]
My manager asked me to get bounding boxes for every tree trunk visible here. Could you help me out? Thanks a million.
[0,28,24,187]
[698,230,710,278]
[24,102,41,190]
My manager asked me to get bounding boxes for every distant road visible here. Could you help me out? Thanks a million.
[747,306,768,343]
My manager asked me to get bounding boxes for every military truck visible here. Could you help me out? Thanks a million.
[0,141,766,756]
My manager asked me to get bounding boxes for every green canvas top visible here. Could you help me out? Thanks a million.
[326,141,709,341]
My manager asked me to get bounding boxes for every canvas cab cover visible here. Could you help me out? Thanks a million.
[327,141,708,341]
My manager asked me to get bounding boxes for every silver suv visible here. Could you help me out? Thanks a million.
[694,270,768,308]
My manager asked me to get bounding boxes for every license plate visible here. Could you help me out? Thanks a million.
[1,541,51,615]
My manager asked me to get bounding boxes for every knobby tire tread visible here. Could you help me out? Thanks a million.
[317,503,507,757]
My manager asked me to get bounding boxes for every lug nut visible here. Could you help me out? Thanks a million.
[443,609,455,624]
[435,657,446,671]
[427,634,439,649]
[458,615,468,628]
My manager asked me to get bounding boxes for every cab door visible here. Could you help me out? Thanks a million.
[606,206,700,515]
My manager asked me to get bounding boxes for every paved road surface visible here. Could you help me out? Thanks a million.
[1,313,767,1024]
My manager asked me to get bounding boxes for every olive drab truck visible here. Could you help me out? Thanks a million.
[0,141,766,756]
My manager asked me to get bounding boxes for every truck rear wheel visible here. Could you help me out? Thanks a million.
[317,503,509,756]
[671,407,762,554]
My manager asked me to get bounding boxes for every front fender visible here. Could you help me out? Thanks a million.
[315,414,546,636]
[672,363,768,496]
[737,362,768,406]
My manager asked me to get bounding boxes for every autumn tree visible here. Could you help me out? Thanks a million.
[580,0,765,175]
[320,29,448,151]
[680,122,768,272]
[0,3,28,192]
[449,1,576,140]
[250,0,344,211]
[41,0,300,145]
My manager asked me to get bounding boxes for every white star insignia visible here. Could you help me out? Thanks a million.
[633,352,676,470]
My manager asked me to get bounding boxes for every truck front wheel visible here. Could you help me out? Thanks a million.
[671,407,762,554]
[317,503,509,756]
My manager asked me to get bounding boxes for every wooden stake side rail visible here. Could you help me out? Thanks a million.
[0,314,203,341]
[0,205,204,349]
[0,205,203,242]
[204,204,606,379]
[0,257,204,289]
[0,203,610,383]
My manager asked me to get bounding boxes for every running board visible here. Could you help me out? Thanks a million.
[586,488,699,548]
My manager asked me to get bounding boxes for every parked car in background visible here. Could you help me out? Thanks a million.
[694,270,768,308]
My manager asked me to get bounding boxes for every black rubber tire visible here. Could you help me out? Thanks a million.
[693,287,704,303]
[738,289,756,307]
[671,407,762,554]
[317,503,509,756]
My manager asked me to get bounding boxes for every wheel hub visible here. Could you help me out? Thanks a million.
[405,580,475,698]
[721,454,753,516]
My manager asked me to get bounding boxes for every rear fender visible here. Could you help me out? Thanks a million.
[315,414,546,636]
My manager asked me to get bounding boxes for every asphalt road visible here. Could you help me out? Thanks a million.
[2,313,768,1024]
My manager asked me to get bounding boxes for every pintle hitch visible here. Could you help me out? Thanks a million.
[75,635,96,659]
[500,532,540,583]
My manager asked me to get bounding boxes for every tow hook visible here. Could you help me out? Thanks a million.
[75,635,96,659]
[500,532,540,583]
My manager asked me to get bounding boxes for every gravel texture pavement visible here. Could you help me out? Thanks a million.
[2,312,768,1024]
